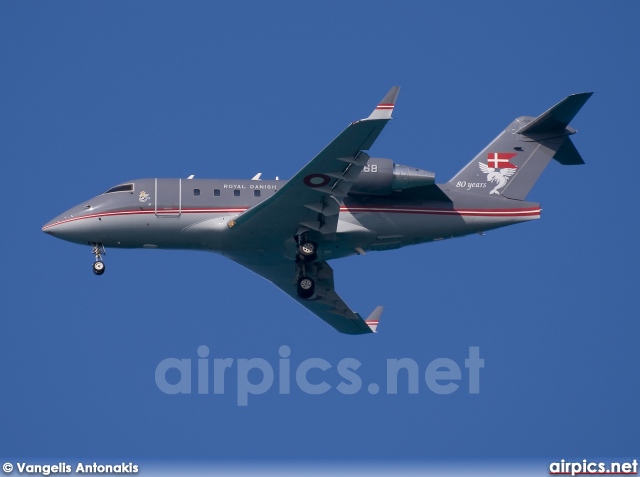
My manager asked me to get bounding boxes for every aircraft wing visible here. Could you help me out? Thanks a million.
[226,252,382,335]
[224,88,396,333]
[228,86,399,237]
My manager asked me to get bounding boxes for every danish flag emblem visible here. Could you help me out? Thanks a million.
[487,152,517,169]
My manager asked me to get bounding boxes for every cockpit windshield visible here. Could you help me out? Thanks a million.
[104,183,134,194]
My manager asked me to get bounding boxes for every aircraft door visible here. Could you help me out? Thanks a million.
[154,178,182,217]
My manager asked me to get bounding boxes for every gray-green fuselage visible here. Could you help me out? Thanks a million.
[42,177,540,261]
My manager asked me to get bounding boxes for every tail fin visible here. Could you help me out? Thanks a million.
[446,93,592,200]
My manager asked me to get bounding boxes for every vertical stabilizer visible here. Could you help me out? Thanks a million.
[446,93,592,200]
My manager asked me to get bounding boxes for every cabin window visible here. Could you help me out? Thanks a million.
[214,189,220,196]
[104,183,134,194]
[234,190,240,197]
[194,189,200,197]
[254,190,261,197]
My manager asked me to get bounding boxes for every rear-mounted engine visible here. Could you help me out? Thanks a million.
[349,158,435,196]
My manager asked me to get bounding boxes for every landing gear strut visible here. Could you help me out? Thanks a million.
[295,233,317,298]
[91,243,106,275]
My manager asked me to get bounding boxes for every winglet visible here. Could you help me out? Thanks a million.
[366,87,400,120]
[365,306,384,333]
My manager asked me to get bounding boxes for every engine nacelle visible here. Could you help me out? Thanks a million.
[349,158,435,196]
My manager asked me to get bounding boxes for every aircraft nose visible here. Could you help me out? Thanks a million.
[43,216,57,233]
[42,215,67,236]
[42,204,104,244]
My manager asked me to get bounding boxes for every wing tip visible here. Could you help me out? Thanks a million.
[366,87,400,120]
[365,305,384,333]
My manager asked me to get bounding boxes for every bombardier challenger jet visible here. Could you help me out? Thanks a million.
[43,87,591,334]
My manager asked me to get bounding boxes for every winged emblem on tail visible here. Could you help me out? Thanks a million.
[479,152,518,194]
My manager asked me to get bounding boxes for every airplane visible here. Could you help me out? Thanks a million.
[42,87,591,335]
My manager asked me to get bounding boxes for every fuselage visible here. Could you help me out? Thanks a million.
[42,178,541,261]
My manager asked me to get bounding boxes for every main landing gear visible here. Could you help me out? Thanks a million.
[91,243,106,275]
[297,239,318,263]
[296,274,315,299]
[295,234,317,299]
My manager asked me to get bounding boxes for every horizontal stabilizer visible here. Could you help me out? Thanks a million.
[517,92,593,134]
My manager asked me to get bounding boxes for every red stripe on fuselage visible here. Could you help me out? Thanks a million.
[42,205,540,230]
[42,208,247,230]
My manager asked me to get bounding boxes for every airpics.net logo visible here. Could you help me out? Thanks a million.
[154,346,484,406]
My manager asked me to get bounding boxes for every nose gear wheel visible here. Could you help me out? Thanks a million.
[91,243,106,275]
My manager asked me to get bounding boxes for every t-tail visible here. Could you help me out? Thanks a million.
[446,93,592,200]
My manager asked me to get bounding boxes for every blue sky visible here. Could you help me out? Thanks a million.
[1,1,639,474]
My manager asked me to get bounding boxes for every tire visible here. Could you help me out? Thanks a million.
[298,241,318,262]
[297,276,315,299]
[93,261,105,275]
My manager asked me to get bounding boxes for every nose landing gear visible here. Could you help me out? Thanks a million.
[91,243,106,275]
